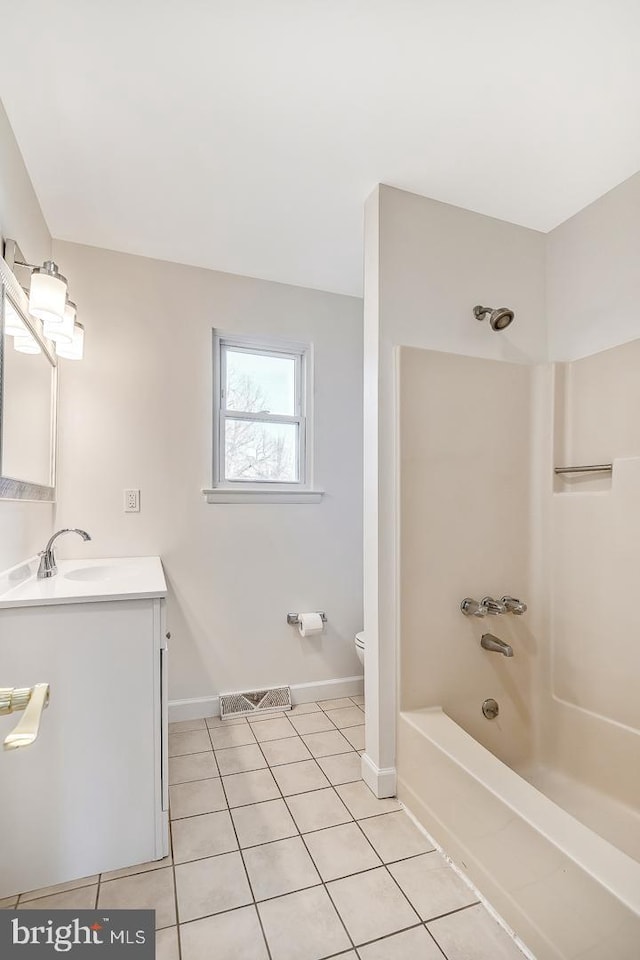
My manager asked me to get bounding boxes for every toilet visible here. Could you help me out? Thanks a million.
[355,631,365,666]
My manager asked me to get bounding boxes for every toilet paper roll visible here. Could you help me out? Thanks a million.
[298,612,324,637]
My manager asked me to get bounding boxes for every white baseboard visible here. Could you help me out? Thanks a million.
[168,674,364,723]
[361,752,397,798]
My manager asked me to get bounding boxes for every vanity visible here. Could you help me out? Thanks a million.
[0,556,169,899]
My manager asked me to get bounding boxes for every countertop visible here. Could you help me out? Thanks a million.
[0,556,167,609]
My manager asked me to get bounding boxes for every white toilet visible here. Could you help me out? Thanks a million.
[355,631,365,666]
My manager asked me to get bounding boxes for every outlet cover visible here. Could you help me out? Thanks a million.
[124,489,140,512]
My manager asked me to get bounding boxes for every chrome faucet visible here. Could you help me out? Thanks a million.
[481,633,513,657]
[481,596,508,615]
[461,596,507,617]
[37,529,92,579]
[501,595,528,615]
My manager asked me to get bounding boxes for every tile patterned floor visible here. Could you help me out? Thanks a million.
[2,697,528,960]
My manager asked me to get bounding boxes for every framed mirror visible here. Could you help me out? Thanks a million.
[0,256,57,501]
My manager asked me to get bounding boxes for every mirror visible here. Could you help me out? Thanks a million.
[0,260,57,501]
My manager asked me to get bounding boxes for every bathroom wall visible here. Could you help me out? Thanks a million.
[52,239,363,703]
[363,184,546,791]
[0,100,54,571]
[544,342,640,807]
[547,170,640,361]
[543,174,640,806]
[399,347,536,769]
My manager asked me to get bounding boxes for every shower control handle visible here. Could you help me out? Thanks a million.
[460,598,487,618]
[501,596,528,615]
[480,597,507,615]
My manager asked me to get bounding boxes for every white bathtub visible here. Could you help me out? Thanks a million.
[397,708,640,960]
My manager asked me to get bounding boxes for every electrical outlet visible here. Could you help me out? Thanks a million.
[124,489,140,513]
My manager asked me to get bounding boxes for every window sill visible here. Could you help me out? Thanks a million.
[202,488,324,504]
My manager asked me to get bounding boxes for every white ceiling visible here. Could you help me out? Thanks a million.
[1,0,639,297]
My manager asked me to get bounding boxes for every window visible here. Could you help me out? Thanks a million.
[207,332,321,503]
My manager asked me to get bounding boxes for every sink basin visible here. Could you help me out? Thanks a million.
[64,565,132,582]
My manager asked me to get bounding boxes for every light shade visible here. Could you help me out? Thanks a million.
[3,298,26,337]
[14,333,41,355]
[44,300,76,344]
[29,261,67,325]
[56,321,84,360]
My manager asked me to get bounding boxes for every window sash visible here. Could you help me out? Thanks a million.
[215,336,308,487]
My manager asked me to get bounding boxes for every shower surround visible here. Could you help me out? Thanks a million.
[363,180,640,959]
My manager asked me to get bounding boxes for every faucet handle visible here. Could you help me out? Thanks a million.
[501,596,528,615]
[460,598,486,618]
[481,596,508,615]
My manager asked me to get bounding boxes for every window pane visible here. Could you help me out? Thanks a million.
[224,418,299,482]
[225,349,296,415]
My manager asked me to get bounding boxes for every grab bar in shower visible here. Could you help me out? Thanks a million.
[554,464,612,476]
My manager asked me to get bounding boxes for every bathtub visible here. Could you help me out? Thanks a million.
[397,708,640,960]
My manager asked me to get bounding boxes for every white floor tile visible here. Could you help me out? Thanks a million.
[101,854,172,882]
[19,874,98,902]
[301,730,353,758]
[172,810,238,863]
[271,759,330,796]
[98,867,176,929]
[260,736,312,767]
[244,836,321,900]
[223,769,281,807]
[215,744,267,775]
[341,726,366,750]
[290,713,336,735]
[335,781,401,820]
[258,885,350,960]
[316,753,362,785]
[156,926,180,960]
[389,853,477,920]
[252,717,297,742]
[427,903,526,959]
[19,886,98,911]
[327,707,365,729]
[180,906,269,960]
[359,811,435,863]
[175,851,252,923]
[168,730,212,757]
[286,787,352,833]
[231,798,298,848]
[169,778,227,819]
[303,822,381,881]
[206,715,248,728]
[169,752,219,785]
[209,723,257,749]
[327,866,419,945]
[318,698,354,711]
[288,702,322,715]
[169,719,206,733]
[358,925,443,959]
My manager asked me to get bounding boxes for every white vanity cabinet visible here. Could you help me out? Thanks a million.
[0,557,168,899]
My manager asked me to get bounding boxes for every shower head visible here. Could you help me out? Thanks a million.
[473,305,515,331]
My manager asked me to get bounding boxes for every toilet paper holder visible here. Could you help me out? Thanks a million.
[287,612,327,625]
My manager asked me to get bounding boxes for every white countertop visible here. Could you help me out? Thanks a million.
[0,556,167,609]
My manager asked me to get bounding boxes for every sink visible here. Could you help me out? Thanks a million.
[64,565,132,582]
[0,556,167,608]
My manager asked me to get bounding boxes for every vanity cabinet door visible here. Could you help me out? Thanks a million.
[0,598,166,898]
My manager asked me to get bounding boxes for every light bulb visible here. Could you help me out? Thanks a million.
[56,321,84,360]
[44,300,75,344]
[29,261,67,324]
[14,333,41,355]
[4,298,26,337]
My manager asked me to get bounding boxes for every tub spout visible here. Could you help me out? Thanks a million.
[481,633,513,657]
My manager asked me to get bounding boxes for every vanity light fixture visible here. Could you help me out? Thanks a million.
[55,321,84,360]
[4,297,26,337]
[14,333,42,355]
[44,299,75,344]
[2,238,84,359]
[29,261,68,325]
